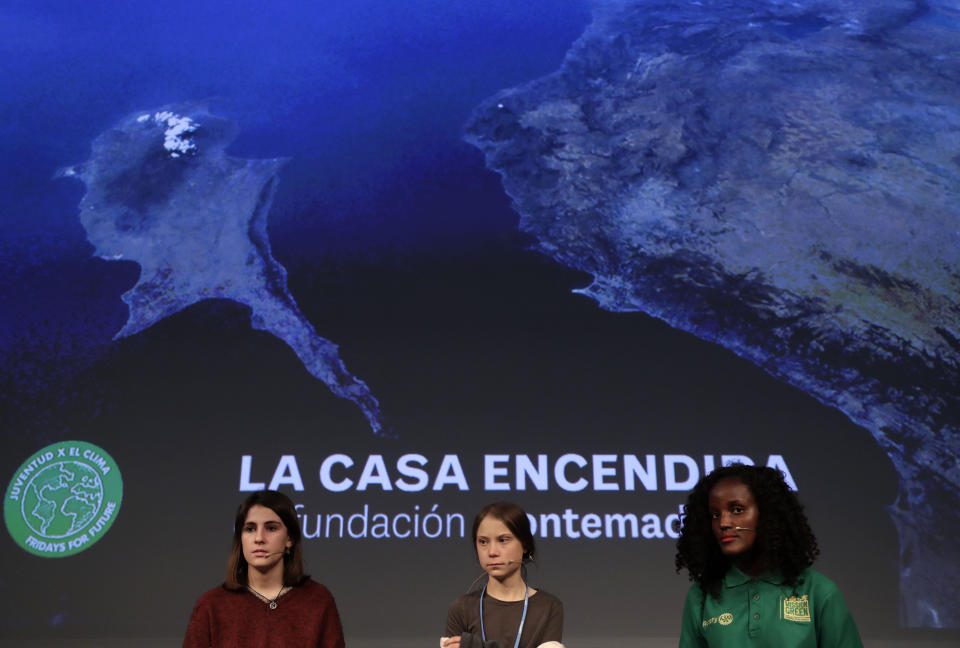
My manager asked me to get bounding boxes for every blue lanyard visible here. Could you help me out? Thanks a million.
[479,581,529,648]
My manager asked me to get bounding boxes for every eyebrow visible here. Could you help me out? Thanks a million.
[710,499,746,507]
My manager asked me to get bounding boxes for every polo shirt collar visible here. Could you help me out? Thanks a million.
[723,565,786,588]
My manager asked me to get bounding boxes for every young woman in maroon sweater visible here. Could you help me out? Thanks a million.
[183,490,345,648]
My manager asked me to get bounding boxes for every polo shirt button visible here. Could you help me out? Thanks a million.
[753,594,760,601]
[754,614,760,620]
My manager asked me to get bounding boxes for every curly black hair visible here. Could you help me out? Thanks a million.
[675,464,819,600]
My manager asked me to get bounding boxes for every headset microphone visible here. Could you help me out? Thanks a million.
[463,559,524,594]
[734,527,754,531]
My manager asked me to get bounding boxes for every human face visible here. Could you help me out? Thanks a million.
[708,478,759,558]
[242,504,293,572]
[475,515,524,582]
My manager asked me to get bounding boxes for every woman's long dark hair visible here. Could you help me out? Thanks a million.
[225,490,308,590]
[675,464,819,600]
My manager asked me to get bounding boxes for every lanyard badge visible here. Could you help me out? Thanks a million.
[479,582,530,648]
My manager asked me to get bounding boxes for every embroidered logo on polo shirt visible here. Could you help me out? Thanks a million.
[782,595,811,622]
[702,613,734,628]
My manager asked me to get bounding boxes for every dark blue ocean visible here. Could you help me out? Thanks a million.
[0,0,590,381]
[1,0,590,243]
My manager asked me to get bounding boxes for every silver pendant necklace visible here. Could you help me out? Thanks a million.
[247,584,285,609]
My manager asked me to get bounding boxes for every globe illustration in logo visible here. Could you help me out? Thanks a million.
[21,461,103,538]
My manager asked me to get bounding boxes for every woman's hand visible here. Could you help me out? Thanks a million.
[440,636,461,648]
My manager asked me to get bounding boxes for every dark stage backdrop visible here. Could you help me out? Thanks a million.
[2,0,958,646]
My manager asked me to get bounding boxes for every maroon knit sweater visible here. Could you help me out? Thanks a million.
[183,578,345,648]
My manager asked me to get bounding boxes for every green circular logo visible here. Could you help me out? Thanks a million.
[4,441,122,557]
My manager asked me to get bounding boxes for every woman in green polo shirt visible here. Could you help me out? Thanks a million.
[675,464,863,647]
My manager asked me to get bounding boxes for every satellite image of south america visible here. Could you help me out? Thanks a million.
[465,0,960,627]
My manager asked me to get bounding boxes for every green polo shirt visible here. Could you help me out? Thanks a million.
[679,567,863,648]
